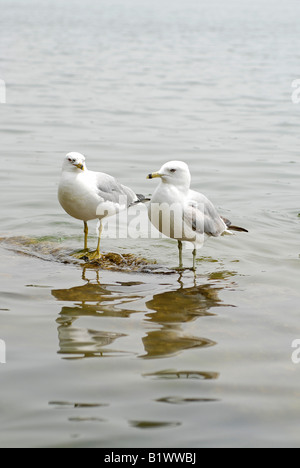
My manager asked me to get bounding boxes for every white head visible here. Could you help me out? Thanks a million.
[147,161,191,189]
[62,152,86,172]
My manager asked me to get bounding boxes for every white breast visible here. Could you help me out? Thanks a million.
[148,184,191,242]
[58,172,100,222]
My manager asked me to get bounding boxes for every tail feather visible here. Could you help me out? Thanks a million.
[221,216,248,233]
[229,225,248,233]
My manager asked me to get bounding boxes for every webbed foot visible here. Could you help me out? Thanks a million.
[72,249,102,262]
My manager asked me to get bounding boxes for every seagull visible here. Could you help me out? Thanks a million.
[58,152,145,260]
[147,161,248,271]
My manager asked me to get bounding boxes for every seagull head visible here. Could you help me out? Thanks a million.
[63,152,86,172]
[147,161,191,189]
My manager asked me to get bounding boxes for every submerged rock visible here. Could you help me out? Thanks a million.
[0,236,173,274]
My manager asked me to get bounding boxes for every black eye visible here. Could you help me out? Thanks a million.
[170,168,176,173]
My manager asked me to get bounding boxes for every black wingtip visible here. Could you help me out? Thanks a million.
[136,194,151,203]
[229,226,249,233]
[221,217,248,233]
[129,194,151,208]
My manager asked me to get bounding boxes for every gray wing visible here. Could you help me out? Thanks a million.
[188,190,227,237]
[95,172,137,207]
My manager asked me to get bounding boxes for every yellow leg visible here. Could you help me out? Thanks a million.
[84,221,103,261]
[95,221,103,258]
[72,221,103,262]
[72,222,89,259]
[178,241,183,269]
[192,248,197,272]
[84,221,88,250]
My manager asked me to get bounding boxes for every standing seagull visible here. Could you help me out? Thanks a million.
[58,152,144,260]
[147,161,248,271]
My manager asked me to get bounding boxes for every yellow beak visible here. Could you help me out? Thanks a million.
[75,164,84,171]
[147,172,161,180]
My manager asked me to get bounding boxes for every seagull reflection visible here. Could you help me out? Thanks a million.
[56,326,127,359]
[52,276,144,359]
[140,282,223,359]
[52,267,234,361]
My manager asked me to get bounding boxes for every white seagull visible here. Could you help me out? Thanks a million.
[58,152,145,260]
[147,161,247,270]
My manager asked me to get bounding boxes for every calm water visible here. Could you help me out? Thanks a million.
[0,0,300,448]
